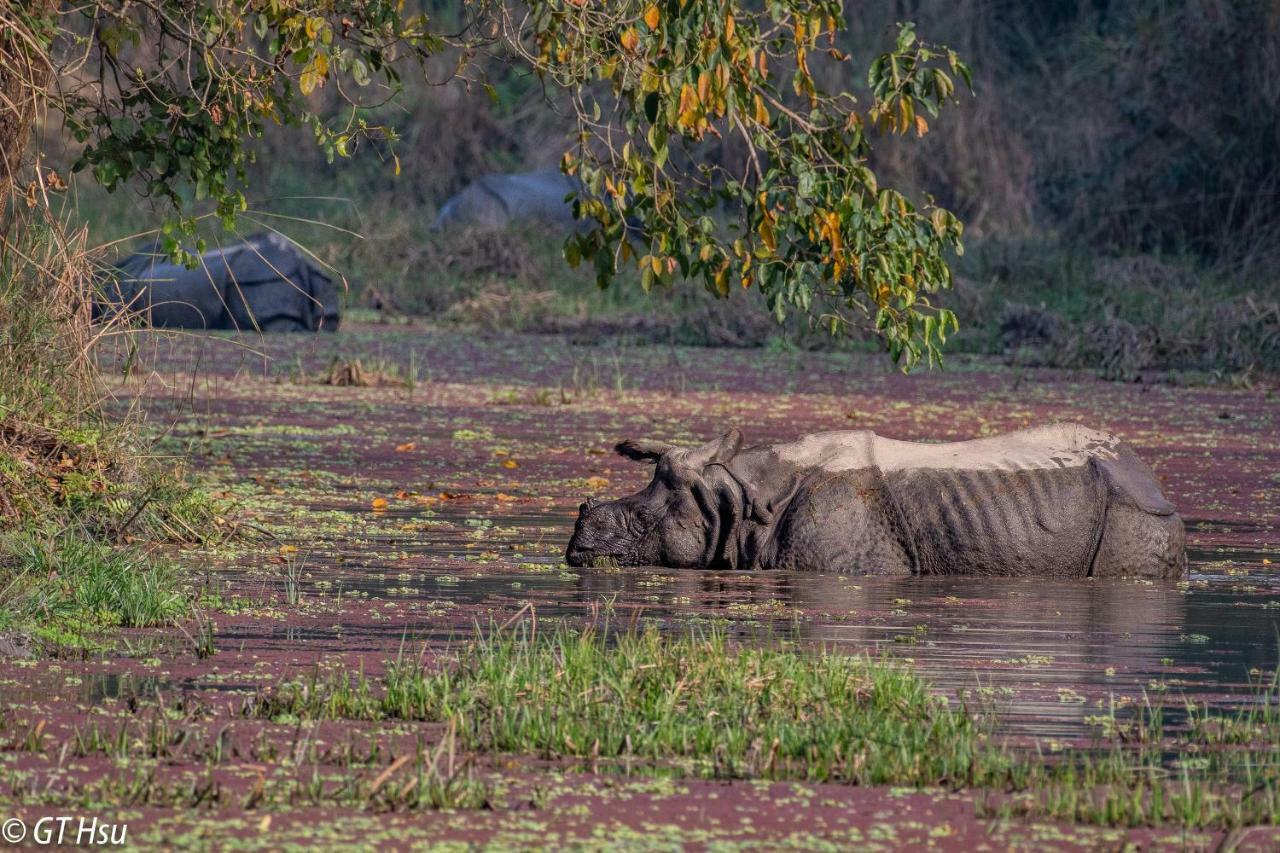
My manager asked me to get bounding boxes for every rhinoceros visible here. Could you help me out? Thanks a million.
[98,233,340,331]
[566,424,1187,578]
[433,169,581,232]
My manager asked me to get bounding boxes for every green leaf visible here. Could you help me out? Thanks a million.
[352,58,371,87]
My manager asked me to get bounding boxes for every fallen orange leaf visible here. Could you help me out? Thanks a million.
[371,497,389,511]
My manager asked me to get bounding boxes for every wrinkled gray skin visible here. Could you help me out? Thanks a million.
[96,233,339,331]
[432,169,582,232]
[566,424,1187,578]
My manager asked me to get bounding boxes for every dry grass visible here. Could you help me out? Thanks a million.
[318,356,407,388]
[0,221,220,535]
[0,207,125,523]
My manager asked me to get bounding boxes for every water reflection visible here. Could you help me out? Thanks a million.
[24,508,1272,741]
[232,503,1279,738]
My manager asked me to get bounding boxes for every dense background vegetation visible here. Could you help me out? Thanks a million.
[62,0,1278,377]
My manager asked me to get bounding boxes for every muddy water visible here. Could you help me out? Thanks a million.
[195,499,1280,742]
[80,326,1280,741]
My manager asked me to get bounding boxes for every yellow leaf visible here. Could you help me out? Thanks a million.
[278,544,298,555]
[502,459,519,469]
[305,17,322,39]
[753,93,769,124]
[395,441,417,452]
[644,5,660,30]
[725,14,735,42]
[620,28,639,52]
[299,65,318,96]
[585,476,610,490]
[758,218,776,254]
[821,210,842,254]
[371,497,389,511]
[697,69,711,105]
[710,265,729,297]
[915,114,929,137]
[677,83,698,128]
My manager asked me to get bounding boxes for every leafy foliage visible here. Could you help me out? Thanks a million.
[32,0,445,260]
[20,0,969,366]
[521,4,970,366]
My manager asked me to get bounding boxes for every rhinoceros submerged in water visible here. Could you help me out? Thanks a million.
[566,424,1186,578]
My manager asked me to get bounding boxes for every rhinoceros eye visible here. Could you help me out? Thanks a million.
[639,506,663,525]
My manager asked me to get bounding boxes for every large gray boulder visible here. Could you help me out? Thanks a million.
[566,423,1187,579]
[433,169,581,231]
[99,233,339,331]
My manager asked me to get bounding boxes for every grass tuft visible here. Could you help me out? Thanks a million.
[0,530,188,630]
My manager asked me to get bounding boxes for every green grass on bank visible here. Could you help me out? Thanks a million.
[0,531,188,648]
[246,623,1280,829]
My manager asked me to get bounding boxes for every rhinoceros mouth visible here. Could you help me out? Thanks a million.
[565,547,635,568]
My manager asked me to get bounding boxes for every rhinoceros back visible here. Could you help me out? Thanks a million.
[871,424,1121,577]
[885,464,1107,577]
[869,423,1179,577]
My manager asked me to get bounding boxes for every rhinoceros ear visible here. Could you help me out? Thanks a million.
[615,439,675,462]
[686,429,744,469]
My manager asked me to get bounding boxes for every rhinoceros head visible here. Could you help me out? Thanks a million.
[565,430,744,569]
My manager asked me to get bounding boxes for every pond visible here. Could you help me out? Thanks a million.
[37,326,1280,735]
[4,326,1277,847]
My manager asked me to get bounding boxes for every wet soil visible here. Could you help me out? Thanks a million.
[3,325,1278,848]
